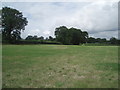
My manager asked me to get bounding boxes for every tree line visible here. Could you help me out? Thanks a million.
[25,29,120,45]
[1,7,120,45]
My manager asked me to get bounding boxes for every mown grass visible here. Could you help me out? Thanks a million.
[2,45,118,88]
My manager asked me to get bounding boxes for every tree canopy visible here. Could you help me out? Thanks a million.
[55,26,88,45]
[2,7,28,43]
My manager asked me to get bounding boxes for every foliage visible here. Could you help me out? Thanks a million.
[110,37,118,44]
[48,36,55,41]
[87,37,96,43]
[26,35,38,40]
[87,37,119,45]
[2,7,28,43]
[25,35,55,41]
[18,40,61,45]
[55,26,88,45]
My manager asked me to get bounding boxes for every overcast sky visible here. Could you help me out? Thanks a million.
[2,1,118,39]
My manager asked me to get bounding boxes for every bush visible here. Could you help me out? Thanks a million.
[17,40,61,45]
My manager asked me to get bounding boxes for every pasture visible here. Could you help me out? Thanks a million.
[2,45,118,88]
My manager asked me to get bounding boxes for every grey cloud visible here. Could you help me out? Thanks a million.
[90,30,118,39]
[2,2,118,39]
[89,29,118,34]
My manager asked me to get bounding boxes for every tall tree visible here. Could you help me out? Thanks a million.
[69,27,82,45]
[55,26,89,45]
[2,7,28,43]
[55,26,70,44]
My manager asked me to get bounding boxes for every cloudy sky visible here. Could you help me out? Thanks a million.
[2,0,118,39]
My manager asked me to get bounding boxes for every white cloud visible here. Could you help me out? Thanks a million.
[43,30,50,35]
[2,0,119,2]
[2,1,118,39]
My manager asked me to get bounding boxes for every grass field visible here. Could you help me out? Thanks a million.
[2,45,118,88]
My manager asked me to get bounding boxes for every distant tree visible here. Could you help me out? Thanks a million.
[38,36,44,40]
[49,36,54,41]
[69,27,82,45]
[87,37,96,43]
[33,35,38,40]
[55,26,89,45]
[2,7,28,43]
[25,35,33,40]
[110,37,118,44]
[26,35,40,40]
[55,26,70,44]
[81,31,88,43]
[95,38,107,43]
[118,39,120,45]
[45,37,49,41]
[101,38,107,43]
[96,38,101,43]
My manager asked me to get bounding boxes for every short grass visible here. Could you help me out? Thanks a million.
[2,45,118,88]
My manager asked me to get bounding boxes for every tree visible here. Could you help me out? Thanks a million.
[45,37,49,41]
[110,37,118,44]
[38,36,44,40]
[81,31,88,43]
[49,36,54,41]
[2,7,28,43]
[87,37,96,43]
[55,26,89,45]
[69,27,82,45]
[95,38,107,43]
[55,26,70,44]
[33,35,38,40]
[25,35,33,40]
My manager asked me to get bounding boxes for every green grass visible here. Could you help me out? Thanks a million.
[84,43,118,46]
[2,45,118,88]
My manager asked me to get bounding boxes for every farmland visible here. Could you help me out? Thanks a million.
[2,45,118,88]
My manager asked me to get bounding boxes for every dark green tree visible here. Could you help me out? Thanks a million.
[55,26,89,45]
[87,37,96,43]
[95,38,107,43]
[55,26,70,44]
[2,7,28,43]
[81,31,88,43]
[25,35,33,40]
[33,35,38,40]
[38,36,44,40]
[49,36,54,41]
[110,37,118,44]
[69,27,82,45]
